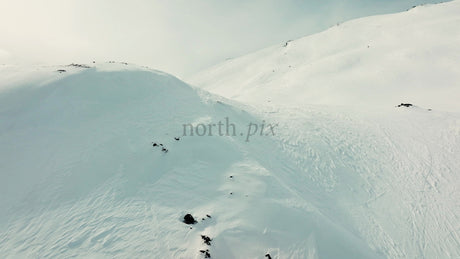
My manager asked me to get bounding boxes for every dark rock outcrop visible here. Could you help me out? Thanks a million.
[200,249,211,258]
[397,103,413,107]
[183,214,197,225]
[201,235,212,245]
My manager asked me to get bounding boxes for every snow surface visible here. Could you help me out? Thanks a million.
[1,1,460,259]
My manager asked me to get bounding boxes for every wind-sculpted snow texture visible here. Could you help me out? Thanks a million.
[0,64,381,258]
[1,1,460,258]
[187,1,460,258]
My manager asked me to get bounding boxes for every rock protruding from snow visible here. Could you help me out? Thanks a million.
[183,214,197,225]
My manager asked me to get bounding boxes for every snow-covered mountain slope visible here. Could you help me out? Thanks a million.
[187,1,460,258]
[1,2,460,258]
[189,0,460,112]
[0,63,391,258]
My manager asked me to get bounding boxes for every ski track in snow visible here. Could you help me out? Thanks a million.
[247,103,460,258]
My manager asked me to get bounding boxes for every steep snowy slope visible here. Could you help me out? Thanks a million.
[189,0,460,112]
[0,63,387,258]
[188,1,460,258]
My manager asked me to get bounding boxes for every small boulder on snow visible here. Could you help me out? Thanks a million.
[200,249,211,258]
[183,214,197,224]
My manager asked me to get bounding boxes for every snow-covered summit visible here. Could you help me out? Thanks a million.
[189,0,460,112]
[0,63,389,258]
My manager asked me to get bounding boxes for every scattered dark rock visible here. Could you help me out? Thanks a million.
[201,235,212,245]
[229,192,233,195]
[57,69,66,73]
[183,214,197,225]
[152,142,168,152]
[202,218,205,221]
[68,63,91,68]
[200,249,211,258]
[265,253,272,259]
[229,176,233,179]
[174,137,180,141]
[397,103,413,107]
[206,214,211,218]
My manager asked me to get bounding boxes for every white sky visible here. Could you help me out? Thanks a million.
[0,0,448,78]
